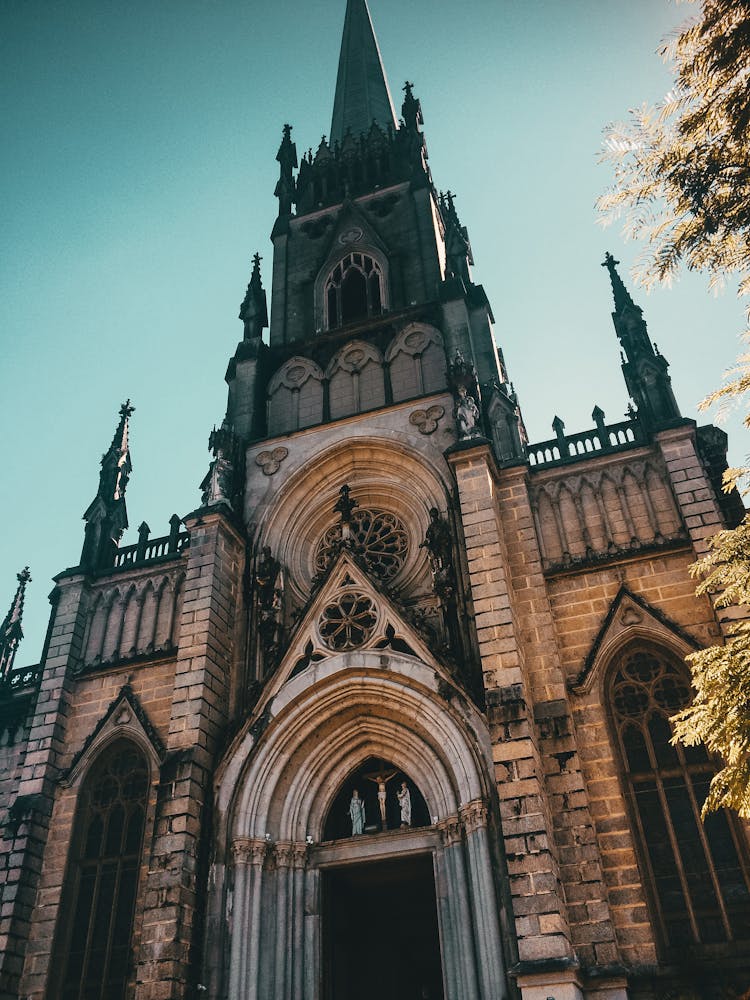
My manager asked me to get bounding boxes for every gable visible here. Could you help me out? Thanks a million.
[571,586,700,694]
[250,549,455,716]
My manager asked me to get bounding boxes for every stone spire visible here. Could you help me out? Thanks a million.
[0,567,30,680]
[80,401,134,570]
[330,0,397,144]
[601,253,681,430]
[239,253,268,341]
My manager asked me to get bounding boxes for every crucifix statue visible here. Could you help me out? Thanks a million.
[363,767,398,829]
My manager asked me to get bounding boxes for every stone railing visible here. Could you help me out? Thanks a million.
[112,515,189,570]
[526,410,644,469]
[5,663,41,691]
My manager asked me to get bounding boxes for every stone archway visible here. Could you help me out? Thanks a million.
[207,652,509,1000]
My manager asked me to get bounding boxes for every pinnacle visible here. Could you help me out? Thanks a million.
[330,0,397,144]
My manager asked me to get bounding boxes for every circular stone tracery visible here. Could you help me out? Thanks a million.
[314,508,409,581]
[319,591,377,650]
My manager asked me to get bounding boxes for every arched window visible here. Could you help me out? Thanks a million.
[267,357,324,435]
[610,646,750,952]
[326,340,385,420]
[385,324,447,402]
[325,252,384,329]
[52,740,149,1000]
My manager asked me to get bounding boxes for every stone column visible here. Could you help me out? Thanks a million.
[290,844,308,999]
[433,846,459,1000]
[442,818,480,1000]
[273,842,293,998]
[303,866,321,1000]
[460,800,506,999]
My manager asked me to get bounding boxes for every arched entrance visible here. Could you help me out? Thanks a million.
[208,652,509,1000]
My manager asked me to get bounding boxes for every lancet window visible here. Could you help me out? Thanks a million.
[610,645,750,952]
[52,740,149,1000]
[325,252,384,329]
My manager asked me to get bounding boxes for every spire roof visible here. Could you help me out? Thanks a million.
[601,251,638,315]
[330,0,397,144]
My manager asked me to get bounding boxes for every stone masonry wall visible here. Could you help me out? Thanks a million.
[18,658,177,999]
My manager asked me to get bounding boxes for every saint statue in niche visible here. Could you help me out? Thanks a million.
[397,781,412,827]
[363,767,398,829]
[349,789,366,836]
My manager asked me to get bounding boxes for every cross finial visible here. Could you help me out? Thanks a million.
[17,567,31,587]
[601,251,619,270]
[119,399,135,419]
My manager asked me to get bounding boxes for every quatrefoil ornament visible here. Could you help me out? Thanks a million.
[409,405,445,435]
[255,446,289,476]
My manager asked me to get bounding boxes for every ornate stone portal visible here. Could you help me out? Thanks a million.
[208,653,506,1000]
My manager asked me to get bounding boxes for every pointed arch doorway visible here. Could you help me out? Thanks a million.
[321,757,443,999]
[210,651,509,1000]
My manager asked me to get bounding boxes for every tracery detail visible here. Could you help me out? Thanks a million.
[611,646,750,951]
[325,252,384,328]
[319,591,377,650]
[315,508,409,581]
[54,741,148,1000]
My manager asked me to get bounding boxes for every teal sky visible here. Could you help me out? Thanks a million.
[2,0,746,662]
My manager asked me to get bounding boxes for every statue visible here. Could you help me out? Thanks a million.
[363,767,398,829]
[256,546,280,609]
[255,546,283,660]
[397,781,412,827]
[454,385,481,439]
[420,508,452,576]
[349,789,366,836]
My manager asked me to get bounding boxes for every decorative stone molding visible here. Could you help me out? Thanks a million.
[441,816,463,848]
[571,586,700,694]
[530,455,687,572]
[232,838,268,867]
[63,685,164,789]
[273,842,294,868]
[409,405,445,435]
[459,798,488,835]
[255,447,288,476]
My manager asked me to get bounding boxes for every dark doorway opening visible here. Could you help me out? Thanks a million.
[323,854,444,1000]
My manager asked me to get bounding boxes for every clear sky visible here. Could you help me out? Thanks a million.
[2,0,746,662]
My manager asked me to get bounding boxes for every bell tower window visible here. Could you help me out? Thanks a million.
[325,252,384,329]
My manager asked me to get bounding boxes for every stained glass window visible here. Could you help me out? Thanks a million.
[53,740,148,1000]
[610,647,750,951]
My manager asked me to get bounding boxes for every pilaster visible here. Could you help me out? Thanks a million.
[134,508,245,1000]
[7,573,88,999]
[447,442,575,971]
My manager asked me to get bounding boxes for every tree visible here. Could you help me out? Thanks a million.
[671,522,750,817]
[598,0,750,303]
[599,0,750,817]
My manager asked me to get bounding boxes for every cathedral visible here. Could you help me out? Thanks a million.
[2,2,750,999]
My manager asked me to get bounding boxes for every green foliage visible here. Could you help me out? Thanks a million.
[671,516,750,817]
[598,0,750,300]
[599,0,750,816]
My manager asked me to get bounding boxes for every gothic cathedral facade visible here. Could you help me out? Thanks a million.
[2,3,750,999]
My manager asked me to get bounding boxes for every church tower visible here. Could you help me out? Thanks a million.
[3,3,750,1000]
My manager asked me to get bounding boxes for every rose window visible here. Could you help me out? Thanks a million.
[315,508,409,581]
[319,591,377,650]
